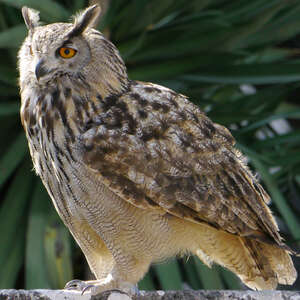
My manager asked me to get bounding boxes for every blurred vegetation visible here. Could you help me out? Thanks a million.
[0,0,300,291]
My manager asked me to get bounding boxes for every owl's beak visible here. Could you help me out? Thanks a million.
[35,59,47,81]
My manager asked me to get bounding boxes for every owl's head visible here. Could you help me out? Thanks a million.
[18,5,128,95]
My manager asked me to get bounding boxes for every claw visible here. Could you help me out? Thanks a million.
[64,278,138,297]
[81,284,95,295]
[65,279,87,291]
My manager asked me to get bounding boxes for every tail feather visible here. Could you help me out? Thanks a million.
[193,226,297,289]
[260,242,297,285]
[239,238,277,289]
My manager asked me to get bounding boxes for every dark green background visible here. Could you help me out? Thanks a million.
[0,0,300,291]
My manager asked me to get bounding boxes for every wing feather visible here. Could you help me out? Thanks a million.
[82,81,283,247]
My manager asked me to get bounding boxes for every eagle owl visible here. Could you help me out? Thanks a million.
[18,5,297,294]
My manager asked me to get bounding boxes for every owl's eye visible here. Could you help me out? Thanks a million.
[58,47,77,59]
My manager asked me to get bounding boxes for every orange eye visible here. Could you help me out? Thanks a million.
[59,47,77,59]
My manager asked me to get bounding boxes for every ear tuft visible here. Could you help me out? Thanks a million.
[68,5,101,38]
[22,7,40,31]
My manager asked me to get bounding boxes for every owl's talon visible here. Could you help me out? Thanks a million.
[81,284,95,295]
[65,279,88,291]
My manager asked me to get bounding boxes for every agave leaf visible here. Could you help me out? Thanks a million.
[244,4,300,47]
[0,102,19,116]
[129,53,238,81]
[223,0,281,22]
[0,64,17,86]
[244,151,300,240]
[25,180,52,289]
[0,133,28,188]
[138,270,156,290]
[113,0,150,40]
[182,258,202,289]
[0,161,32,284]
[0,0,69,21]
[44,220,73,288]
[153,259,183,290]
[0,225,25,288]
[180,63,300,84]
[0,85,17,96]
[0,24,27,48]
[222,2,285,51]
[239,110,300,133]
[194,258,224,290]
[253,131,300,150]
[219,268,241,289]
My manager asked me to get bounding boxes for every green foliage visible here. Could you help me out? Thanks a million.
[0,0,299,291]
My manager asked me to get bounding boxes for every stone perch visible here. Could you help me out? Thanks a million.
[1,290,300,300]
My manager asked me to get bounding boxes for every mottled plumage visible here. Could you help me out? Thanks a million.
[19,5,296,294]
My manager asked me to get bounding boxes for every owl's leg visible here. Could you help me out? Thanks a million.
[63,220,122,294]
[65,274,138,295]
[76,257,150,295]
[64,253,140,295]
[64,215,152,295]
[64,256,148,296]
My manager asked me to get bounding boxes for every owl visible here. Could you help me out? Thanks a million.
[18,5,297,295]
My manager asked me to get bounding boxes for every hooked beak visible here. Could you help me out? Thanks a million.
[35,59,48,81]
